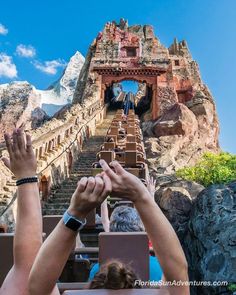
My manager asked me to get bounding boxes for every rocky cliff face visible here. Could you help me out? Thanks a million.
[0,82,49,141]
[184,182,236,295]
[144,97,219,174]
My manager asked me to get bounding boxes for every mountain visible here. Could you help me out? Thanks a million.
[0,51,85,141]
[38,51,85,115]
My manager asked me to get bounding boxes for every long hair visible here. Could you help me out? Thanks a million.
[89,260,141,289]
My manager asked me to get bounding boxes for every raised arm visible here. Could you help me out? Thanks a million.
[147,176,157,198]
[28,175,112,295]
[0,129,42,295]
[99,160,189,295]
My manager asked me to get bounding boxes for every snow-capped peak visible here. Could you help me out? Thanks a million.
[38,51,85,115]
[0,51,85,116]
[47,51,85,98]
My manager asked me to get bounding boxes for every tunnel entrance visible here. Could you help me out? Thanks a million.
[104,80,152,117]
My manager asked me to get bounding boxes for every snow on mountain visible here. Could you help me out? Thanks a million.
[0,51,85,118]
[38,51,85,115]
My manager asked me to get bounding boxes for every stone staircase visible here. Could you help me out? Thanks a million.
[43,112,115,215]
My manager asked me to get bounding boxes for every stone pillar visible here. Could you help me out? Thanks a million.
[48,140,53,152]
[152,79,159,120]
[101,83,106,104]
[41,175,50,201]
[68,150,73,173]
[39,146,43,158]
[57,135,61,145]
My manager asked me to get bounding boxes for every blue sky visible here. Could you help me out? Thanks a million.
[0,0,235,153]
[121,81,138,94]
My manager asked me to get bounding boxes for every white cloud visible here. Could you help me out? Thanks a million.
[16,44,36,58]
[33,59,66,75]
[0,24,8,35]
[0,53,17,78]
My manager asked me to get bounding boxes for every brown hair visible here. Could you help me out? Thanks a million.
[89,260,141,289]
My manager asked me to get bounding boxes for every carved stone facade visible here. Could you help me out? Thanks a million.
[73,19,217,126]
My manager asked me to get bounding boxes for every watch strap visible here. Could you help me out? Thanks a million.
[63,211,86,232]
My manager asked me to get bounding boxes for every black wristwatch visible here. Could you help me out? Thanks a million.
[63,211,87,232]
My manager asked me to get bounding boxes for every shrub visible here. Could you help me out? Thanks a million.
[176,152,236,187]
[228,283,236,292]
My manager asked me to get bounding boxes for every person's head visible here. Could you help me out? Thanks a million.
[109,206,144,232]
[107,137,115,143]
[89,260,141,289]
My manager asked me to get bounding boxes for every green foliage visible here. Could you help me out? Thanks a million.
[228,283,236,292]
[176,152,236,187]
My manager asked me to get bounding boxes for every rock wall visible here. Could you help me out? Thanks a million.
[184,182,236,295]
[73,45,97,104]
[144,98,219,174]
[0,82,49,142]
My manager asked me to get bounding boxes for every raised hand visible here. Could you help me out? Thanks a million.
[99,159,151,203]
[147,176,157,197]
[2,128,37,179]
[68,174,112,219]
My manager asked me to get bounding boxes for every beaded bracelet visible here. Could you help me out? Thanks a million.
[16,176,38,186]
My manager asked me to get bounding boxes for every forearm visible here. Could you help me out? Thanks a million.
[29,174,111,295]
[134,191,188,282]
[29,219,77,295]
[14,182,42,269]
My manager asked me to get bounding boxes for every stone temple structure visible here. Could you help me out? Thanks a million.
[74,18,218,124]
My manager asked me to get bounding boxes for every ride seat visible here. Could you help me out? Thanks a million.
[103,142,116,151]
[125,151,145,168]
[97,151,116,164]
[0,224,7,233]
[99,232,149,281]
[59,256,90,283]
[108,127,119,136]
[0,233,13,286]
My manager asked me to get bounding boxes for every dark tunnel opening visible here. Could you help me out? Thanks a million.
[104,80,152,118]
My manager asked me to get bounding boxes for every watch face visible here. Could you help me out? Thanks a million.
[66,217,82,231]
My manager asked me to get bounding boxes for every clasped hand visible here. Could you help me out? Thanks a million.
[68,159,151,218]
